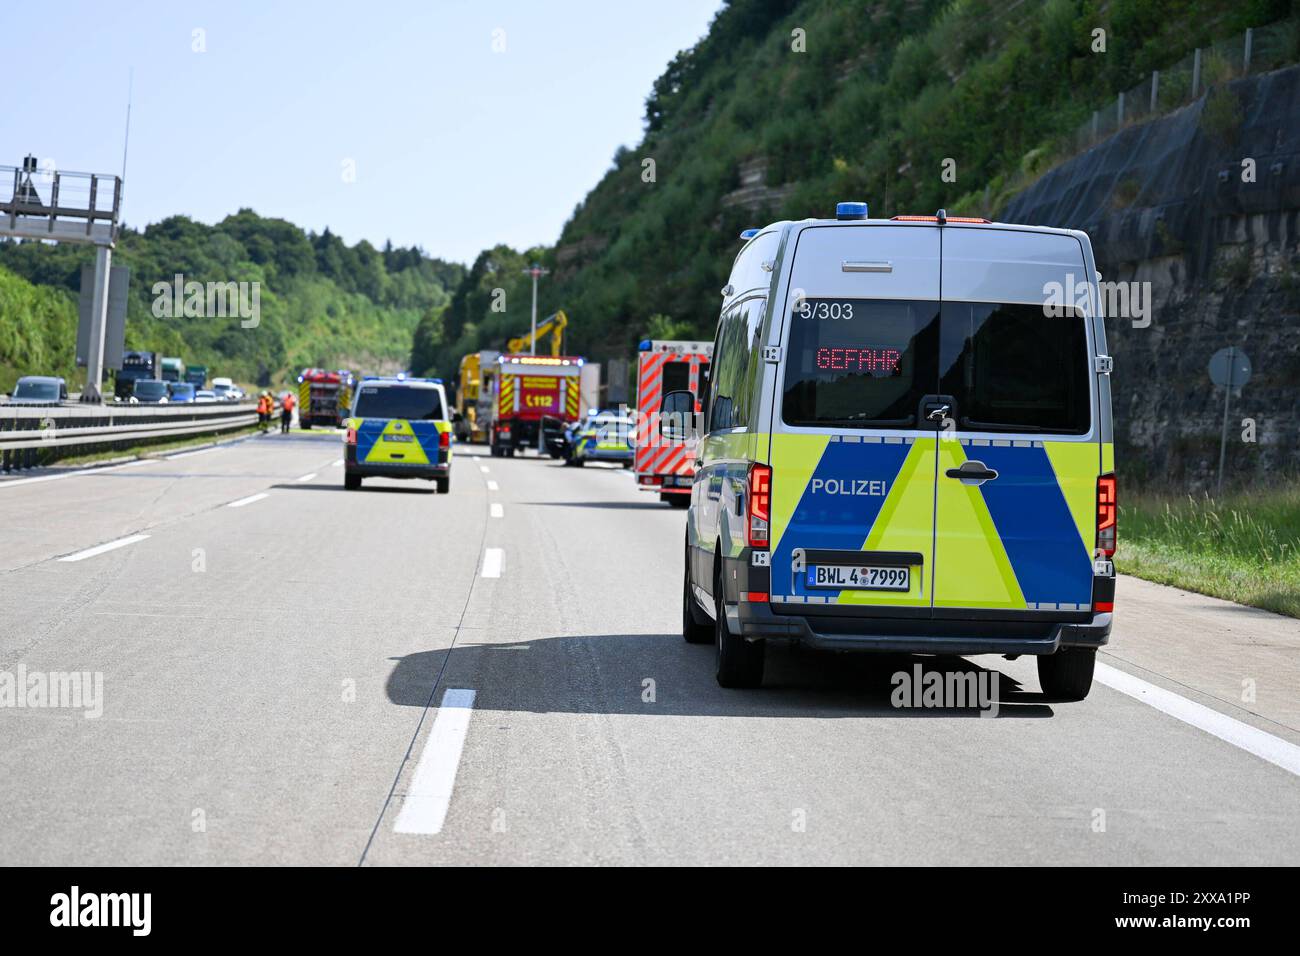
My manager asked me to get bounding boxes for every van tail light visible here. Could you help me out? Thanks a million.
[439,429,450,449]
[345,426,357,446]
[1096,473,1117,557]
[747,463,771,548]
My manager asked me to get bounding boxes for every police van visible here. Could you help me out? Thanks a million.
[673,203,1116,698]
[343,376,453,492]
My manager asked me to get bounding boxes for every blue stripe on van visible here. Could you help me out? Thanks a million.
[772,438,912,597]
[974,444,1093,607]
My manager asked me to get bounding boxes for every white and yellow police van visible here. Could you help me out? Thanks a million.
[343,376,453,492]
[674,203,1117,697]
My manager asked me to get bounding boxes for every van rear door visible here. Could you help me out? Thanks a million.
[932,228,1099,614]
[768,224,941,612]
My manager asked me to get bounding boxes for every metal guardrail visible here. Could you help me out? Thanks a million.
[0,401,258,470]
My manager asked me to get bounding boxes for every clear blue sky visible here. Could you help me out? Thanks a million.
[1,0,721,264]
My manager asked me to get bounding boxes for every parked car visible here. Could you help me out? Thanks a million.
[7,375,68,405]
[132,379,170,403]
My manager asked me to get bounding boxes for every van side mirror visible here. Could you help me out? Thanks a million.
[659,390,695,441]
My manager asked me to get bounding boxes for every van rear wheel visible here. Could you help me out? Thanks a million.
[1038,648,1096,701]
[714,562,764,687]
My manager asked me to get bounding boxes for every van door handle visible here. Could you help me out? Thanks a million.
[945,460,998,485]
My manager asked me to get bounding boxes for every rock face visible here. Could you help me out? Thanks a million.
[1002,66,1300,489]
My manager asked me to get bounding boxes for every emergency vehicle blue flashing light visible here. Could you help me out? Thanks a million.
[639,339,652,351]
[836,201,869,220]
[739,228,760,240]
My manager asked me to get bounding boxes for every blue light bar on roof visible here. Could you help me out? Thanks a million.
[739,228,759,240]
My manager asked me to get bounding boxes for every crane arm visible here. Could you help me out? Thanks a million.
[506,310,568,356]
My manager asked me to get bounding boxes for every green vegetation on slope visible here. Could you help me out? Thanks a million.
[415,0,1293,378]
[1117,484,1300,617]
[0,265,80,393]
[0,210,464,392]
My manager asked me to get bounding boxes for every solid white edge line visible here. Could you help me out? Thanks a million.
[296,473,317,482]
[227,492,269,508]
[57,533,151,563]
[486,480,499,491]
[1095,661,1300,778]
[164,447,216,460]
[393,688,477,835]
[481,548,503,578]
[489,503,503,518]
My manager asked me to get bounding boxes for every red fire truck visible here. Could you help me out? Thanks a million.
[489,355,584,457]
[633,339,712,506]
[297,368,356,429]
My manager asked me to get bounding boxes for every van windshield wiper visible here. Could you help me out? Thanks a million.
[960,418,1051,433]
[813,416,915,428]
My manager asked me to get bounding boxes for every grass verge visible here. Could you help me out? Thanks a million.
[1116,483,1300,618]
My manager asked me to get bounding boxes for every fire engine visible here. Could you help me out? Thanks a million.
[297,368,356,429]
[633,339,712,506]
[489,355,584,457]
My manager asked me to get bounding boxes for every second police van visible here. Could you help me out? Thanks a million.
[343,376,453,492]
[673,203,1117,697]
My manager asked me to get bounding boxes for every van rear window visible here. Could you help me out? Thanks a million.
[939,302,1091,434]
[782,298,939,428]
[354,386,445,421]
[781,298,1092,434]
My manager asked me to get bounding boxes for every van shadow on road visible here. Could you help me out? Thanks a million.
[385,634,1053,719]
[272,483,437,495]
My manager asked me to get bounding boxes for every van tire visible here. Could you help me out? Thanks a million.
[714,560,764,687]
[1038,648,1096,701]
[435,477,450,494]
[344,473,361,490]
[683,545,712,644]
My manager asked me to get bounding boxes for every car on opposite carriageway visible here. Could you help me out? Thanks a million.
[342,376,453,492]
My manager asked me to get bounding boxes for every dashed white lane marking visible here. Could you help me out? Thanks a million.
[481,548,503,578]
[393,688,477,835]
[58,534,150,563]
[331,459,343,467]
[479,465,490,474]
[1095,662,1300,778]
[490,503,503,518]
[227,492,268,508]
[486,480,499,491]
[296,473,317,482]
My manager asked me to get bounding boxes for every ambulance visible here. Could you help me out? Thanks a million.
[633,340,712,507]
[676,203,1116,696]
[343,376,452,492]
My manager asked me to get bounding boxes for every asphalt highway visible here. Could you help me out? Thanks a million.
[2,431,1297,865]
